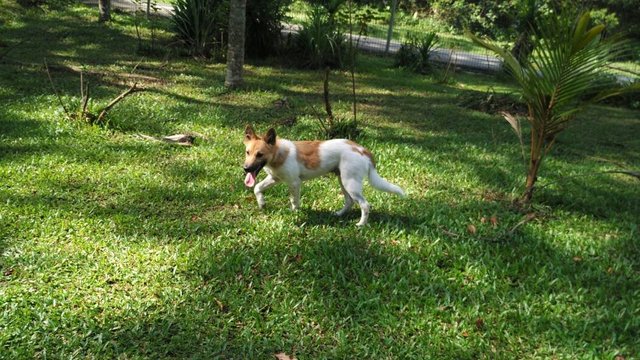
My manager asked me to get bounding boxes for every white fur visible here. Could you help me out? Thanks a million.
[254,139,405,226]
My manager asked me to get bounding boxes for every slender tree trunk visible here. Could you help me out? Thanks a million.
[385,0,397,54]
[98,0,111,22]
[510,0,536,64]
[511,31,534,65]
[523,154,542,202]
[348,0,357,122]
[225,0,247,89]
[523,123,544,203]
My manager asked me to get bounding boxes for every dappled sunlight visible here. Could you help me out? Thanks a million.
[1,2,639,358]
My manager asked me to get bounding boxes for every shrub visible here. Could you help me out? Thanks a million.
[245,0,293,57]
[171,0,227,58]
[293,5,346,68]
[394,32,439,74]
[16,0,73,9]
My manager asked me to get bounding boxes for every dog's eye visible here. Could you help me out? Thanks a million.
[256,152,263,158]
[246,150,249,155]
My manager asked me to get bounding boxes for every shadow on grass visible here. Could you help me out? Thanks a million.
[2,6,639,357]
[47,214,636,358]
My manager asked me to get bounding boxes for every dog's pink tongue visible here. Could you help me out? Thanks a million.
[245,172,256,187]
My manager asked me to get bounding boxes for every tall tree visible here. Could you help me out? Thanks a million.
[98,0,110,22]
[225,0,247,88]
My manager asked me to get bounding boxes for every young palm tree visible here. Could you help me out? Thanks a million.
[467,12,639,202]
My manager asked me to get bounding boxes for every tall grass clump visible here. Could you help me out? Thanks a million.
[293,5,345,68]
[171,0,226,58]
[394,32,439,74]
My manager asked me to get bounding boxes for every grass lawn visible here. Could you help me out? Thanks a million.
[1,2,640,359]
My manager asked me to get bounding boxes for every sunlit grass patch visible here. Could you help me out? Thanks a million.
[1,3,639,359]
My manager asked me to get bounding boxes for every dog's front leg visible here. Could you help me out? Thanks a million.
[254,175,278,209]
[288,180,301,211]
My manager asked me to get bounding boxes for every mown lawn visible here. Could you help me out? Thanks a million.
[1,2,639,359]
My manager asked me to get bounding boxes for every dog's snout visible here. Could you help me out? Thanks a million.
[243,165,251,172]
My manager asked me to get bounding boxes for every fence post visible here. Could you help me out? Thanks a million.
[385,0,397,54]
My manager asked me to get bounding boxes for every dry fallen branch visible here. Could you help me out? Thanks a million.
[603,170,640,181]
[44,59,145,125]
[135,133,198,146]
[44,59,72,120]
[96,82,141,124]
[508,213,536,235]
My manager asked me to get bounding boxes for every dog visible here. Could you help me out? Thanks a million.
[242,125,405,226]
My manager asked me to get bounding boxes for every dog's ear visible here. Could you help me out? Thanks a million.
[264,128,277,146]
[244,125,257,143]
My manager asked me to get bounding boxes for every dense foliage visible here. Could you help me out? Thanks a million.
[245,0,293,57]
[172,0,227,58]
[394,32,438,74]
[171,0,291,59]
[338,0,640,41]
[292,5,346,68]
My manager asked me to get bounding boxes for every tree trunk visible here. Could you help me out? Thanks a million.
[522,126,544,203]
[523,154,542,203]
[98,0,111,22]
[511,31,534,64]
[385,0,397,54]
[225,0,247,89]
[510,0,536,64]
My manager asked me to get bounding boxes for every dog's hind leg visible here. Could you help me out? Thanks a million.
[254,175,278,209]
[343,177,369,226]
[335,176,354,217]
[288,179,301,211]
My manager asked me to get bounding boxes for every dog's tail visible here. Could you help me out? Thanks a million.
[368,166,406,197]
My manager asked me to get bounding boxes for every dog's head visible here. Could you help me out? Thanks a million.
[243,125,277,187]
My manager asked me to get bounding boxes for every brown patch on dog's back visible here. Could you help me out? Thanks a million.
[347,140,376,168]
[295,141,322,169]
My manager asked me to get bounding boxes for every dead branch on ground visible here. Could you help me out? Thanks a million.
[44,58,144,125]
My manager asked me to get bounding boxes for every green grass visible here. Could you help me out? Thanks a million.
[2,2,640,359]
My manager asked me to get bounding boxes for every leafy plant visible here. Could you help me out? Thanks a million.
[468,11,640,202]
[245,0,293,57]
[293,5,345,68]
[313,67,360,139]
[394,32,439,74]
[171,0,226,58]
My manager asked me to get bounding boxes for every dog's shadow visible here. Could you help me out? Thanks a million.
[292,208,417,229]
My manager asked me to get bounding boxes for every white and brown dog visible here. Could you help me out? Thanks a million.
[242,125,405,226]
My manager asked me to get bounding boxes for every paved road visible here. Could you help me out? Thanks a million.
[83,0,174,16]
[84,0,504,73]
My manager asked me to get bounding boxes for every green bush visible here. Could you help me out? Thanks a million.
[245,0,293,57]
[171,0,227,58]
[16,0,74,9]
[394,32,439,74]
[293,5,345,68]
[172,0,290,59]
